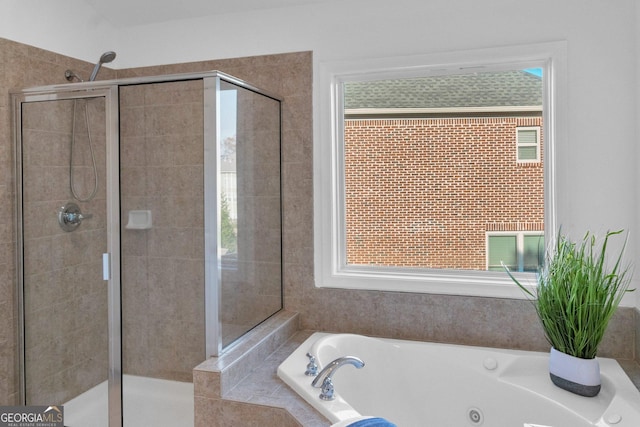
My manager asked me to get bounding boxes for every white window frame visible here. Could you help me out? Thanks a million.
[486,231,545,272]
[313,42,566,299]
[516,126,541,163]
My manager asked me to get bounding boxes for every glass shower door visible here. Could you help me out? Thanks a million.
[216,80,283,350]
[16,89,121,427]
[119,79,202,426]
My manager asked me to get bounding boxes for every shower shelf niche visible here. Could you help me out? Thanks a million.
[125,210,152,229]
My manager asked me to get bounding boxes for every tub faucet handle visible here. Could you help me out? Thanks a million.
[319,377,335,401]
[311,356,365,401]
[305,352,318,376]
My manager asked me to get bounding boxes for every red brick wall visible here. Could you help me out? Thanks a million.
[344,116,544,269]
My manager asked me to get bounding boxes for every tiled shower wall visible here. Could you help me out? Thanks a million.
[0,38,115,405]
[120,81,206,381]
[119,78,282,379]
[222,83,282,343]
[20,97,109,404]
[1,38,637,406]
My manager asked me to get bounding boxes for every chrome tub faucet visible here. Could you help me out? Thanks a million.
[311,356,365,401]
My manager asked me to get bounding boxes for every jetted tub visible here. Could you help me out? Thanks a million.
[277,333,640,427]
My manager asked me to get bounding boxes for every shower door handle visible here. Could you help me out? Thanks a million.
[103,253,110,280]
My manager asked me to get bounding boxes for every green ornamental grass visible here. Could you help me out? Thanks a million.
[506,230,633,360]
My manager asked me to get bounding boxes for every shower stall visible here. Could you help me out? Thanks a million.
[12,71,283,426]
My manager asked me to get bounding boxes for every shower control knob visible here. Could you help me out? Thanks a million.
[58,202,93,232]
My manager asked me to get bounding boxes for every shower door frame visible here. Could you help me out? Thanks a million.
[13,85,122,424]
[14,70,283,426]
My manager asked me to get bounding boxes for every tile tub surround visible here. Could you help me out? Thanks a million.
[196,324,640,427]
[294,288,637,360]
[193,310,327,427]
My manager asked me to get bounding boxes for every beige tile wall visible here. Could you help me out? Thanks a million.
[120,80,206,381]
[118,56,308,357]
[0,37,115,405]
[20,97,109,404]
[119,77,283,379]
[120,52,636,360]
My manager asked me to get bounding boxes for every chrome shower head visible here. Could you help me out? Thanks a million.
[89,50,117,81]
[100,51,117,63]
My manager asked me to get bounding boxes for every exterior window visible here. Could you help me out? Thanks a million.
[343,70,544,271]
[487,233,544,272]
[517,127,541,162]
[315,42,564,297]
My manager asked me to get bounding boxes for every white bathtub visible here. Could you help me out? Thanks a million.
[277,333,640,427]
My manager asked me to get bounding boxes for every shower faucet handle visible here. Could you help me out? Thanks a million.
[66,211,93,221]
[58,202,92,232]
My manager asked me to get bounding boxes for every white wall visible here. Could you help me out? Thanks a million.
[0,0,115,63]
[3,0,638,307]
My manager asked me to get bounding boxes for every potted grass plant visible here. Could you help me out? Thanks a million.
[505,229,633,397]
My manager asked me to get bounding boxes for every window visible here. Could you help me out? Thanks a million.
[314,42,565,298]
[343,71,544,271]
[487,232,544,272]
[517,127,541,163]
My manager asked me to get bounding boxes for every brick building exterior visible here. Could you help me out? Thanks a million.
[343,71,544,270]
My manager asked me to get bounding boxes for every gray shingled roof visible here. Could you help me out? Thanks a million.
[344,70,542,110]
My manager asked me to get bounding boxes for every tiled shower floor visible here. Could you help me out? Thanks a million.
[63,375,193,427]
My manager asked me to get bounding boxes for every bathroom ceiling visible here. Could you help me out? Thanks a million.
[82,0,339,27]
